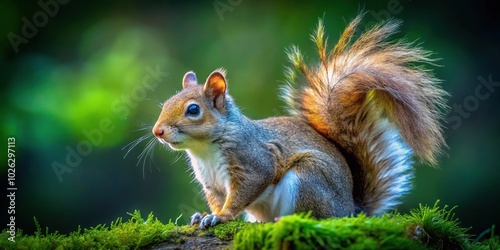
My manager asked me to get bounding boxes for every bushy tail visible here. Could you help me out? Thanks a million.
[282,14,448,215]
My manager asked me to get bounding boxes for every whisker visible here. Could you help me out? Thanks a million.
[170,151,184,165]
[145,98,164,109]
[122,133,153,159]
[148,140,162,174]
[141,90,165,108]
[138,137,157,165]
[138,137,158,179]
[147,140,160,175]
[122,123,164,178]
[131,125,154,132]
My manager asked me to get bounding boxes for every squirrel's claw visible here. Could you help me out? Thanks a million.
[190,212,220,229]
[190,212,203,225]
[199,214,220,229]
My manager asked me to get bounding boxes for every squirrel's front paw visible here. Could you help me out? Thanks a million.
[190,212,203,225]
[199,214,221,229]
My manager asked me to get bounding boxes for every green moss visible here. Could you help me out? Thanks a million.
[1,202,498,249]
[234,201,498,250]
[400,201,471,249]
[478,230,500,250]
[0,211,189,249]
[234,213,424,250]
[207,220,249,241]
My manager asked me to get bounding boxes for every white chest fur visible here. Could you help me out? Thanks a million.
[186,143,230,194]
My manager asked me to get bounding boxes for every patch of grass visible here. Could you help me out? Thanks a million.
[1,202,498,249]
[477,228,500,250]
[401,201,471,249]
[207,220,249,241]
[234,201,498,250]
[234,213,425,249]
[0,211,195,249]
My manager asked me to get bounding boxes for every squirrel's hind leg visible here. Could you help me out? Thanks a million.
[290,150,356,218]
[245,170,300,222]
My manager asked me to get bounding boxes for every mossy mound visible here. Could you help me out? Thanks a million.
[1,201,498,249]
[235,202,498,249]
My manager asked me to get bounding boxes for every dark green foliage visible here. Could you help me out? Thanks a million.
[1,202,497,249]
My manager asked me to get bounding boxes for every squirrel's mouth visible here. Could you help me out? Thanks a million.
[157,138,180,146]
[167,141,184,150]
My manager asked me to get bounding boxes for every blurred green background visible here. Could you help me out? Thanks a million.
[1,0,499,237]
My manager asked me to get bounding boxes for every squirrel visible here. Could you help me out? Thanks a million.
[152,14,448,229]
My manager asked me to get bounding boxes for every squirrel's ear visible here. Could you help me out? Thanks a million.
[203,69,227,109]
[182,71,198,89]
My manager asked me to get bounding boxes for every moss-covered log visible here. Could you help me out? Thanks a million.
[1,201,498,249]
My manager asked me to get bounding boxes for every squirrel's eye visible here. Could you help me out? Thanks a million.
[186,104,201,116]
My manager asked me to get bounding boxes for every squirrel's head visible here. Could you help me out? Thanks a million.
[152,69,228,151]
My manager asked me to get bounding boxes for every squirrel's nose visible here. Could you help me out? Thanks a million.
[152,125,165,138]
